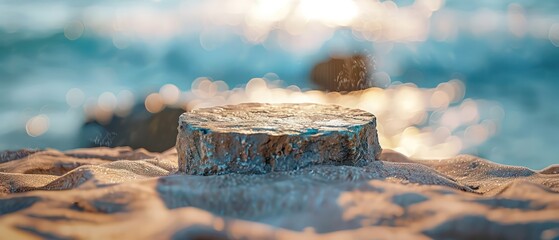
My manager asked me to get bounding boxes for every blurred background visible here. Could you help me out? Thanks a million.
[1,0,558,169]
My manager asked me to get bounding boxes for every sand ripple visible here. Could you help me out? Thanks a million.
[0,147,558,239]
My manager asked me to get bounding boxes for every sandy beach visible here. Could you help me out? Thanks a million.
[1,147,558,239]
[2,0,559,239]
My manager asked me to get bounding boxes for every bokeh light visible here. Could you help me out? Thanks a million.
[159,84,181,105]
[66,88,86,108]
[26,114,49,137]
[115,77,503,160]
[145,93,164,113]
[64,20,84,40]
[98,92,117,112]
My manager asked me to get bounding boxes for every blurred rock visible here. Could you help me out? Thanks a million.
[81,106,183,152]
[177,103,381,175]
[311,54,373,92]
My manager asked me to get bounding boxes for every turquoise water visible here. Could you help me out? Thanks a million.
[1,0,558,169]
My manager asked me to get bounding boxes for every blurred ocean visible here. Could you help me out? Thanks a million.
[1,0,558,169]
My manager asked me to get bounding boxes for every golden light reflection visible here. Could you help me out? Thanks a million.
[46,0,520,158]
[430,90,450,109]
[464,124,489,146]
[98,92,118,112]
[125,77,502,159]
[145,93,164,113]
[26,114,49,137]
[159,84,181,105]
[80,78,501,159]
[81,90,137,120]
[73,0,444,47]
[298,0,358,27]
[19,0,558,53]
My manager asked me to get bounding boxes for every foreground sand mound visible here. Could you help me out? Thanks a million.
[1,147,558,239]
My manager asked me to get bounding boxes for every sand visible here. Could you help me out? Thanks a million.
[0,147,558,239]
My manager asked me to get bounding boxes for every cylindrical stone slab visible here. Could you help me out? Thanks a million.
[176,103,382,175]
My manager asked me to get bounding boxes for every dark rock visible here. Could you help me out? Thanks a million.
[311,54,373,92]
[81,107,183,152]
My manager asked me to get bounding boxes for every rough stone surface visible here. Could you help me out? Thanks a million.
[176,103,381,175]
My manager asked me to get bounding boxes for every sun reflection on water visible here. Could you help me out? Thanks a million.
[76,76,502,160]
